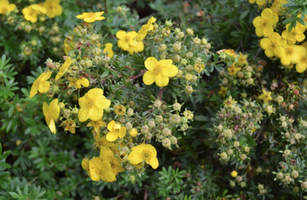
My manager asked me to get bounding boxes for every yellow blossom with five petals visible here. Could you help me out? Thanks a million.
[22,4,47,23]
[143,57,178,87]
[128,143,159,169]
[106,120,126,142]
[89,157,116,182]
[78,88,111,122]
[116,31,144,55]
[29,71,52,98]
[258,88,273,103]
[76,11,105,23]
[253,8,278,37]
[260,32,286,58]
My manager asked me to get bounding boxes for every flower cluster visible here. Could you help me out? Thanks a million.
[28,12,210,182]
[253,6,307,73]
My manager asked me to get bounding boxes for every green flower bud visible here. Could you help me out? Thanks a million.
[158,44,167,52]
[162,128,171,136]
[162,138,171,148]
[155,115,163,123]
[186,28,194,35]
[185,85,193,94]
[276,172,284,180]
[291,170,299,179]
[220,152,227,160]
[172,102,181,111]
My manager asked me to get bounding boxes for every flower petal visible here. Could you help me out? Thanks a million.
[148,156,159,169]
[162,64,178,77]
[128,151,142,165]
[143,71,155,85]
[144,57,158,70]
[155,74,169,87]
[106,131,118,142]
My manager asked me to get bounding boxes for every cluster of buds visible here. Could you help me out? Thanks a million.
[214,97,264,164]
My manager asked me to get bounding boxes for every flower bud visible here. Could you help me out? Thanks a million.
[201,38,208,45]
[145,133,152,140]
[185,65,194,71]
[170,136,177,144]
[153,99,163,108]
[244,146,250,153]
[162,28,170,37]
[141,125,149,134]
[220,152,227,160]
[155,115,163,123]
[302,181,307,189]
[173,54,181,63]
[172,102,181,111]
[116,7,123,13]
[276,172,283,180]
[185,73,193,81]
[186,28,194,35]
[125,122,132,130]
[177,31,184,39]
[127,108,134,117]
[291,170,299,178]
[162,138,171,148]
[227,149,233,155]
[185,85,193,94]
[236,176,242,182]
[240,182,246,188]
[63,109,71,119]
[165,20,172,27]
[240,154,247,161]
[186,52,193,58]
[162,128,171,136]
[129,128,138,137]
[258,184,264,190]
[72,108,78,114]
[176,69,183,78]
[193,37,201,45]
[158,44,167,52]
[229,180,235,187]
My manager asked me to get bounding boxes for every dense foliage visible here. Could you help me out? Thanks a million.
[1,0,307,199]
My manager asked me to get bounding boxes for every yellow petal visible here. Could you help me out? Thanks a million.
[144,57,158,70]
[78,107,89,122]
[48,119,57,134]
[162,64,178,77]
[155,74,169,87]
[107,120,115,131]
[148,156,159,169]
[119,127,126,138]
[128,151,142,165]
[106,131,118,142]
[143,71,155,85]
[116,31,127,39]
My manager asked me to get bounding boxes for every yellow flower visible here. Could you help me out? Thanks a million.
[260,32,286,58]
[258,89,273,103]
[103,43,114,58]
[253,8,278,37]
[227,63,241,76]
[249,0,266,5]
[55,57,72,81]
[217,49,236,57]
[22,4,47,23]
[295,46,307,73]
[136,16,157,42]
[60,119,76,134]
[282,23,305,45]
[106,120,126,142]
[76,11,105,23]
[29,71,52,98]
[231,170,238,178]
[219,86,228,97]
[143,57,178,87]
[43,0,62,18]
[87,120,106,134]
[114,104,126,116]
[43,98,60,134]
[0,0,16,14]
[116,31,144,55]
[78,88,111,122]
[194,62,205,73]
[237,52,248,67]
[68,77,89,89]
[224,96,237,108]
[89,157,116,182]
[128,143,159,169]
[278,45,301,65]
[100,146,125,175]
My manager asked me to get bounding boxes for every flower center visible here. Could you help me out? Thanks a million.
[86,97,95,108]
[262,19,269,27]
[153,64,162,75]
[271,41,278,49]
[141,150,151,161]
[86,12,96,18]
[285,47,293,55]
[124,36,130,43]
